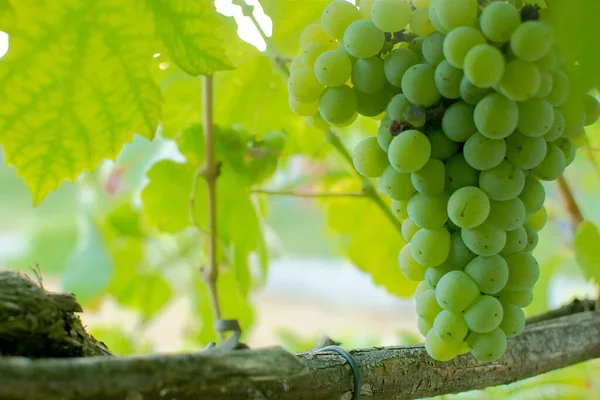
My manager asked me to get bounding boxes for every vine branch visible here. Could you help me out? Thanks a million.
[556,176,584,227]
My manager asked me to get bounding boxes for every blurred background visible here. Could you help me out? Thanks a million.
[1,0,600,398]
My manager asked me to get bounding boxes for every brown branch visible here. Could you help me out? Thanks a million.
[557,176,584,228]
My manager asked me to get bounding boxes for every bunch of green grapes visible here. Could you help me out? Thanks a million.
[288,0,600,362]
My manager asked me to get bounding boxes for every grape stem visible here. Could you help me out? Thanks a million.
[251,189,367,198]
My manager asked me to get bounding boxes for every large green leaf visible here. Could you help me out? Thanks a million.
[574,220,600,282]
[149,0,233,76]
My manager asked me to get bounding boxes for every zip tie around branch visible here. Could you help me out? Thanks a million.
[315,345,362,400]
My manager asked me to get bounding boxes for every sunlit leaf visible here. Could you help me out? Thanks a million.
[574,220,600,282]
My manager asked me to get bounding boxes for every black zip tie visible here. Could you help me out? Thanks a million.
[316,345,362,400]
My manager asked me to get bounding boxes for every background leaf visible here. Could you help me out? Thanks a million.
[574,221,600,282]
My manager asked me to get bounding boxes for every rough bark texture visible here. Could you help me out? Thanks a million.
[1,270,600,400]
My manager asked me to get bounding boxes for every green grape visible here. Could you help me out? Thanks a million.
[535,50,557,74]
[427,0,449,34]
[418,316,433,336]
[387,94,412,121]
[464,255,509,294]
[554,137,576,166]
[392,199,409,220]
[290,57,305,73]
[319,85,357,126]
[571,129,586,148]
[288,68,324,103]
[425,263,458,289]
[411,227,451,266]
[487,198,527,231]
[505,132,547,170]
[422,32,446,66]
[532,143,566,181]
[443,26,486,68]
[338,42,358,64]
[460,75,491,105]
[499,59,542,102]
[462,221,507,256]
[442,102,476,142]
[543,109,565,141]
[517,99,555,137]
[288,96,319,117]
[434,310,468,343]
[314,50,352,87]
[523,223,539,252]
[464,44,505,89]
[463,132,506,171]
[447,186,490,229]
[559,98,586,137]
[434,60,463,100]
[358,0,375,17]
[402,64,441,107]
[416,289,443,320]
[377,119,394,151]
[409,36,426,56]
[479,160,525,201]
[468,328,507,362]
[410,7,435,36]
[398,244,427,281]
[404,106,427,128]
[436,0,478,31]
[428,129,460,161]
[343,19,385,58]
[436,270,480,312]
[352,57,386,94]
[425,330,462,361]
[402,218,421,242]
[388,130,431,173]
[302,42,331,70]
[584,94,600,126]
[307,113,330,131]
[474,93,518,140]
[415,281,430,297]
[464,295,504,333]
[371,0,411,32]
[445,153,480,193]
[380,165,416,201]
[499,303,526,338]
[510,21,551,62]
[411,159,445,196]
[535,72,553,98]
[446,231,477,268]
[496,288,533,308]
[357,88,389,117]
[408,192,449,229]
[384,48,419,87]
[519,176,545,215]
[321,0,360,40]
[527,206,547,232]
[501,226,528,255]
[505,252,540,290]
[300,24,336,48]
[413,0,431,8]
[353,136,389,177]
[546,70,570,107]
[479,1,519,43]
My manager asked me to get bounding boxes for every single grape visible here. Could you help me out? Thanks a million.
[443,26,486,68]
[425,263,458,289]
[434,310,469,343]
[442,102,476,142]
[462,221,507,257]
[410,7,435,36]
[559,98,586,137]
[371,0,412,33]
[546,70,570,107]
[409,36,426,55]
[543,109,565,142]
[435,0,478,31]
[505,132,547,170]
[402,64,441,107]
[404,106,427,128]
[314,50,352,87]
[357,88,390,117]
[488,198,527,231]
[300,24,335,48]
[464,132,506,171]
[290,57,305,72]
[464,295,504,333]
[288,96,319,117]
[499,303,526,338]
[527,206,548,232]
[510,21,551,62]
[445,153,480,193]
[499,59,542,101]
[460,75,491,105]
[464,44,506,89]
[517,99,555,137]
[428,129,460,161]
[377,120,394,151]
[479,160,525,201]
[447,186,490,229]
[436,270,480,312]
[319,85,358,126]
[425,330,462,361]
[384,48,419,87]
[307,114,330,131]
[415,281,430,297]
[380,165,416,201]
[464,255,509,294]
[535,72,553,99]
[321,1,360,40]
[501,226,528,255]
[496,288,533,308]
[387,94,412,121]
[408,192,449,229]
[474,93,519,139]
[343,19,385,58]
[388,130,431,173]
[352,57,386,94]
[584,94,600,126]
[523,223,539,252]
[532,143,566,181]
[392,199,409,220]
[554,137,576,166]
[411,227,451,266]
[398,244,427,281]
[535,50,557,74]
[434,60,463,100]
[505,252,540,290]
[427,0,449,34]
[468,328,507,362]
[571,129,587,148]
[479,1,520,43]
[416,289,443,320]
[422,32,446,67]
[402,218,421,242]
[446,231,477,268]
[519,176,545,215]
[358,0,375,17]
[302,42,331,70]
[418,317,433,336]
[288,68,324,103]
[353,136,389,177]
[411,159,446,196]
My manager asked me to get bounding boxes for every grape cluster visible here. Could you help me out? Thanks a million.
[288,0,600,362]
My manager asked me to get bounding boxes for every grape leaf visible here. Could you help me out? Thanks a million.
[574,220,600,282]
